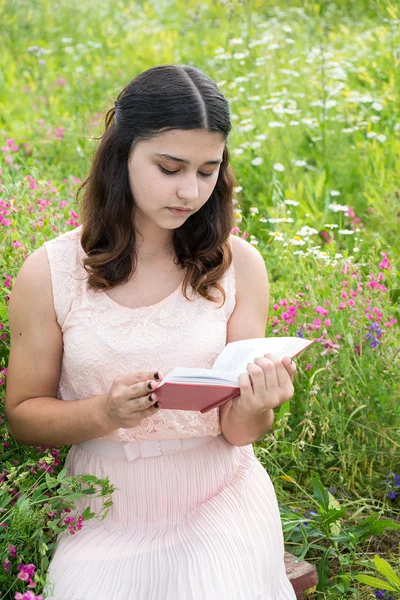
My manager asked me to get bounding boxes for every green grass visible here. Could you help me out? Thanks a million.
[0,0,399,598]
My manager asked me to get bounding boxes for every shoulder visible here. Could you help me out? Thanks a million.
[224,235,269,344]
[229,234,269,294]
[42,226,83,271]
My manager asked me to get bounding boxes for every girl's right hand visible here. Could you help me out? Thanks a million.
[101,370,164,430]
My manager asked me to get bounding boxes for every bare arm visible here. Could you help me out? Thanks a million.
[219,236,274,446]
[5,246,115,447]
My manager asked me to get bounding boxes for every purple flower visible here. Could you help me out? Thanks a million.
[387,491,398,500]
[374,591,393,600]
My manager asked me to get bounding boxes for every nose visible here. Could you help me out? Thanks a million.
[177,173,199,203]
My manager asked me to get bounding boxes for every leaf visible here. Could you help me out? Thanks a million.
[81,506,95,519]
[276,400,291,421]
[354,574,396,591]
[309,367,326,387]
[328,491,341,510]
[45,473,57,489]
[347,332,354,347]
[277,475,297,483]
[316,548,331,590]
[41,555,49,572]
[56,468,67,482]
[296,523,310,562]
[353,515,400,542]
[374,555,400,587]
[337,574,350,592]
[314,169,326,200]
[344,405,367,431]
[310,472,329,511]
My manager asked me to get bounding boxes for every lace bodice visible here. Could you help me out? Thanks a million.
[43,226,236,441]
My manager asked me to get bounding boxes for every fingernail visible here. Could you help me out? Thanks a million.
[147,382,153,390]
[148,394,153,402]
[154,401,160,408]
[154,372,160,380]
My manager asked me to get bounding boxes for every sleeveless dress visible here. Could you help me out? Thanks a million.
[41,225,296,600]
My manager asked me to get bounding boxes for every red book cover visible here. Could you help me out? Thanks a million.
[155,337,317,413]
[154,382,241,414]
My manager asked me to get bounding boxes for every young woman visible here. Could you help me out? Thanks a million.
[6,64,297,599]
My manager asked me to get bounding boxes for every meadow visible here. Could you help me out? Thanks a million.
[0,0,399,598]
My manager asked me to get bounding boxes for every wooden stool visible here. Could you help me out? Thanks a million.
[284,552,318,599]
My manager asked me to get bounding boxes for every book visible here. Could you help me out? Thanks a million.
[155,336,316,414]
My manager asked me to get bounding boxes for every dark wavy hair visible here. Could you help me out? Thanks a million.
[76,64,237,306]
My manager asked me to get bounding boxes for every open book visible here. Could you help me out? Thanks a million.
[155,336,316,414]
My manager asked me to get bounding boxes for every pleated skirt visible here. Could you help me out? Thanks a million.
[43,434,296,600]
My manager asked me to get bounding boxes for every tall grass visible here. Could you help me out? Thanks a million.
[0,0,399,597]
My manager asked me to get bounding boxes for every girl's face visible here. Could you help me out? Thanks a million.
[127,128,226,233]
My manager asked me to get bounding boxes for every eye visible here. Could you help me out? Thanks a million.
[158,166,214,178]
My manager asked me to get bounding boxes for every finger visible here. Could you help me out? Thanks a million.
[130,391,158,413]
[247,362,271,401]
[267,355,295,400]
[253,356,279,391]
[236,371,254,411]
[127,380,158,400]
[281,356,297,381]
[122,371,164,387]
[264,354,293,388]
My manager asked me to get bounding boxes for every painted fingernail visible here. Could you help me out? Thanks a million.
[147,382,153,390]
[154,401,160,408]
[148,394,153,402]
[154,372,160,380]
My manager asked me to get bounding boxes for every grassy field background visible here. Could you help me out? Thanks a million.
[0,0,399,598]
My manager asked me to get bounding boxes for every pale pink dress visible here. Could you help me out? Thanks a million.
[42,225,296,600]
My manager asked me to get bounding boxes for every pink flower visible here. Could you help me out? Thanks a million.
[305,363,312,370]
[3,559,11,572]
[17,563,36,577]
[14,592,43,600]
[324,319,331,327]
[313,318,322,329]
[341,291,348,299]
[55,127,65,140]
[316,306,328,316]
[12,240,22,248]
[378,252,392,270]
[8,544,17,557]
[347,299,355,307]
[320,230,331,243]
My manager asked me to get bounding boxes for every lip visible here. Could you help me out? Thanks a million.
[168,206,193,211]
[167,207,193,215]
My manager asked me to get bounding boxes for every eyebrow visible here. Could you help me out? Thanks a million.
[154,153,223,166]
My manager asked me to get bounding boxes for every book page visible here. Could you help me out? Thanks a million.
[212,337,314,376]
[160,367,238,385]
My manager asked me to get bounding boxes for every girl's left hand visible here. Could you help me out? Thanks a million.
[234,354,297,417]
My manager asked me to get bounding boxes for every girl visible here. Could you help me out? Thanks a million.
[6,64,297,599]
